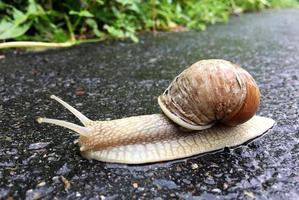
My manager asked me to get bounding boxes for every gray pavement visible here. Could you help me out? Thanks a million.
[1,9,299,200]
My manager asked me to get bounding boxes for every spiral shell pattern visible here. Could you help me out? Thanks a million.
[158,59,260,130]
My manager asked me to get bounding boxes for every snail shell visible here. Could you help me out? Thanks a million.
[158,59,260,130]
[36,59,274,164]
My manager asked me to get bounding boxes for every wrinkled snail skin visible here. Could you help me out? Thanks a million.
[36,59,275,164]
[81,115,274,164]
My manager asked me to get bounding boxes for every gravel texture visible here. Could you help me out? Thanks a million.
[1,9,299,200]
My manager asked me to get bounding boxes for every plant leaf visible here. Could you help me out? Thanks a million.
[86,18,103,37]
[103,24,124,38]
[0,20,12,34]
[28,0,40,15]
[69,10,94,17]
[0,21,32,39]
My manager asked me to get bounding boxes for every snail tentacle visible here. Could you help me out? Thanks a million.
[50,95,92,126]
[37,95,94,136]
[36,117,93,137]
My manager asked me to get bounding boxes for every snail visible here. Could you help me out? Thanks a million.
[37,59,274,164]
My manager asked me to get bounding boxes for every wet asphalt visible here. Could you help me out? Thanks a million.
[0,9,299,200]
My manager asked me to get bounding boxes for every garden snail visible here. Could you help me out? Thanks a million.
[37,59,275,164]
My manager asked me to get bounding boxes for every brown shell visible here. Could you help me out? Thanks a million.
[158,59,260,130]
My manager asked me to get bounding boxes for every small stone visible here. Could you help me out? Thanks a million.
[26,189,42,200]
[32,193,41,200]
[52,176,60,183]
[212,188,221,193]
[5,136,12,141]
[76,192,82,197]
[28,142,50,150]
[191,163,198,169]
[153,179,178,189]
[182,179,191,184]
[132,182,138,188]
[56,163,71,175]
[244,190,255,199]
[37,181,46,187]
[75,87,85,96]
[223,183,229,189]
[148,58,158,63]
[60,176,71,192]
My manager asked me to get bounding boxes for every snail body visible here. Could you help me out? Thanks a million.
[37,59,274,164]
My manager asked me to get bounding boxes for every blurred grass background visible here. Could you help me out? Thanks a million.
[0,0,298,44]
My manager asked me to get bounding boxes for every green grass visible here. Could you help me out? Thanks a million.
[0,0,298,47]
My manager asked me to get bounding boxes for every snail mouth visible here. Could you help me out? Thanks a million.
[158,96,215,130]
